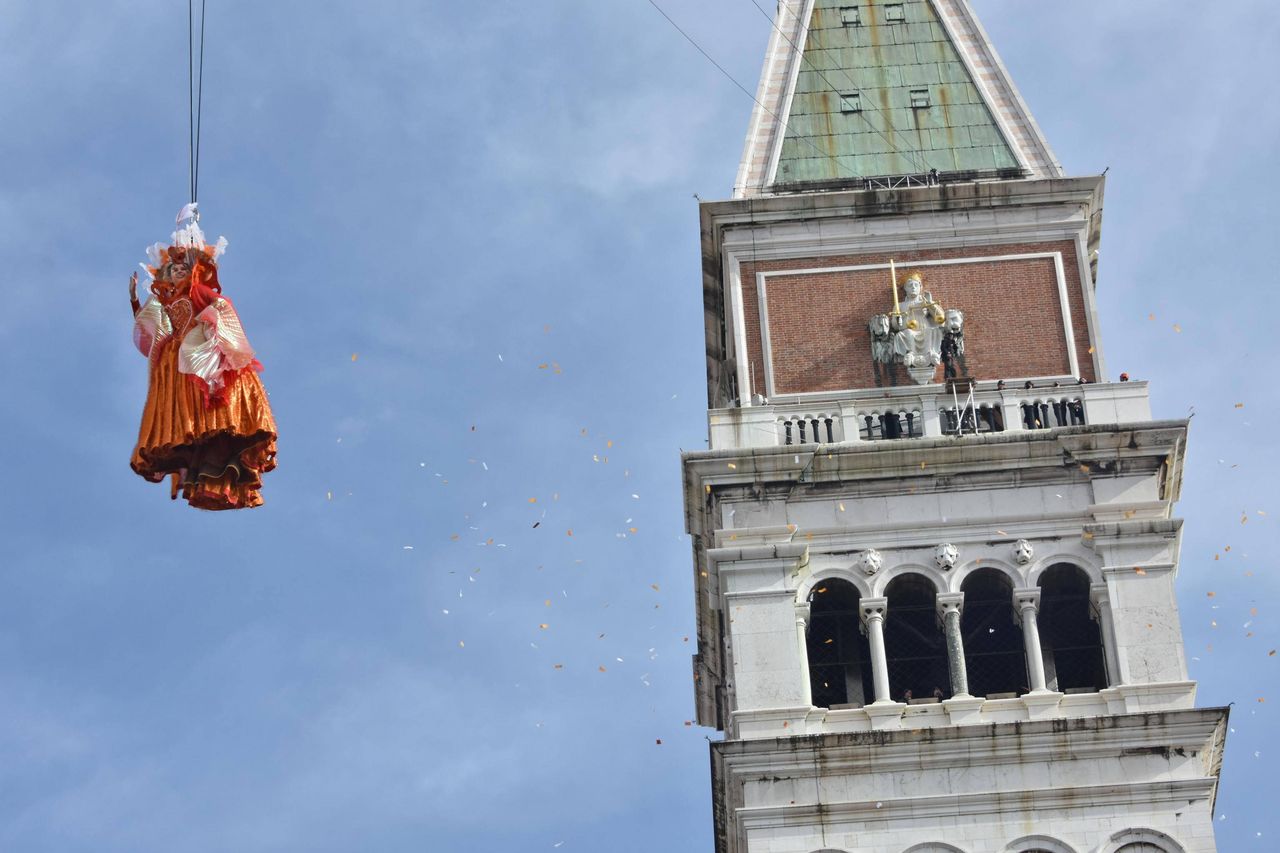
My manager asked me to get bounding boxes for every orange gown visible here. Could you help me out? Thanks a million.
[131,272,277,510]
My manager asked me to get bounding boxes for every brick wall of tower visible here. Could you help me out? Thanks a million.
[737,240,1096,395]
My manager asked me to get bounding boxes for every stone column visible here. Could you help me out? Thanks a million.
[1090,582,1122,687]
[795,602,813,707]
[936,592,969,698]
[1014,588,1048,693]
[860,597,891,704]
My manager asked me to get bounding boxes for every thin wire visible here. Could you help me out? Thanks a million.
[643,0,865,181]
[743,0,929,176]
[194,0,207,204]
[187,0,195,202]
[187,0,207,204]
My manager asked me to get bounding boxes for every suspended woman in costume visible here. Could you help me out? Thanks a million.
[129,207,277,510]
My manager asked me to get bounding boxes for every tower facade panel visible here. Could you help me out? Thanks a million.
[685,5,1226,853]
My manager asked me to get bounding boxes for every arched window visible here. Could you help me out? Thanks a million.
[1038,564,1107,693]
[1104,828,1183,853]
[884,574,950,703]
[1006,835,1078,853]
[961,569,1027,698]
[807,579,874,708]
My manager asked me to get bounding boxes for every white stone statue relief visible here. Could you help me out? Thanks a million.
[868,262,963,386]
[1013,539,1034,565]
[856,549,883,576]
[934,543,959,570]
[941,308,966,380]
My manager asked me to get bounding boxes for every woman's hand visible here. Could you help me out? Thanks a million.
[129,271,142,316]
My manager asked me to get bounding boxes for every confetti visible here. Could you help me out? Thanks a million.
[1235,403,1245,409]
[350,353,358,361]
[1172,323,1182,333]
[1134,567,1146,575]
[651,584,660,592]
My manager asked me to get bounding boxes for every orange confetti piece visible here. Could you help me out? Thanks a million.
[598,666,607,673]
[606,440,614,449]
[1147,313,1156,321]
[539,624,549,630]
[1135,568,1147,575]
[1235,403,1245,409]
[1207,591,1215,598]
[651,584,660,592]
[528,497,537,503]
[350,353,358,361]
[566,529,573,537]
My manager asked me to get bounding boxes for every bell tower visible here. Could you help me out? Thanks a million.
[684,3,1228,852]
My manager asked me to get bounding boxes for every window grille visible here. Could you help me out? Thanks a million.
[839,92,862,113]
[1038,564,1107,693]
[885,574,951,702]
[961,569,1027,697]
[807,581,873,708]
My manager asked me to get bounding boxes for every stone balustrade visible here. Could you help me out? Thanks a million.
[708,380,1152,451]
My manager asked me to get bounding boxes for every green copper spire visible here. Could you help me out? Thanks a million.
[774,0,1021,184]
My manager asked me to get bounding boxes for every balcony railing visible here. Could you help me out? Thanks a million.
[708,380,1152,451]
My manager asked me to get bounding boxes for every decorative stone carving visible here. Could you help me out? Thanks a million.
[1013,538,1034,565]
[866,263,963,385]
[941,309,966,380]
[856,549,883,576]
[934,543,959,570]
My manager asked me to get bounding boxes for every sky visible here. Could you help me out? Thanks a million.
[0,1,1277,851]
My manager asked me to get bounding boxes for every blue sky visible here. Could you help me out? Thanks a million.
[1,1,1276,850]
